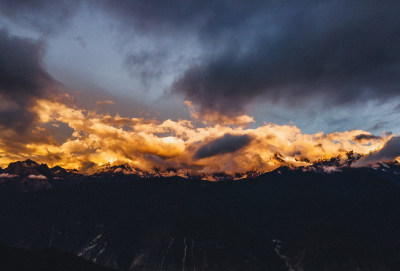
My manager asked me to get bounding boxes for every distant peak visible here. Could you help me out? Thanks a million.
[22,159,39,166]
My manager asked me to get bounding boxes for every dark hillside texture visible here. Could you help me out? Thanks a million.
[0,166,399,270]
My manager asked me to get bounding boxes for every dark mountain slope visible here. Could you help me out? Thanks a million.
[0,167,399,270]
[0,243,115,271]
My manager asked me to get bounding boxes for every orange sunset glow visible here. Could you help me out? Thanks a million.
[0,95,392,176]
[1,2,400,270]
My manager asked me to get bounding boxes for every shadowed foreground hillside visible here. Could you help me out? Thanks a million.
[0,243,114,271]
[0,163,400,270]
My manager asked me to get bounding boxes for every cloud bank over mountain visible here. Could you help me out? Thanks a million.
[0,1,399,173]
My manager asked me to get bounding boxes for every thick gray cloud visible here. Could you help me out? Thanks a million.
[0,29,55,132]
[359,136,400,164]
[353,134,382,142]
[195,133,252,159]
[96,0,400,117]
[1,0,399,119]
[172,1,400,116]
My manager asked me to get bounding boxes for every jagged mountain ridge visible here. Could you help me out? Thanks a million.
[0,159,82,192]
[0,152,399,188]
[0,151,383,180]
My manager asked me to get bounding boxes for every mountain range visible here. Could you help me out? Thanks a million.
[0,157,400,270]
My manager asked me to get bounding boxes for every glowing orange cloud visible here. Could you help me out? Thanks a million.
[184,100,255,126]
[0,95,394,176]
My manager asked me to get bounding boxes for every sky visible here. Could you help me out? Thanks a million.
[0,0,399,174]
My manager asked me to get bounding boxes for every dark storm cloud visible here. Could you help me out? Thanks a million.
[353,134,382,142]
[195,133,252,159]
[98,0,400,116]
[1,0,399,118]
[92,1,400,117]
[359,136,400,164]
[101,0,260,36]
[0,29,55,132]
[172,1,400,116]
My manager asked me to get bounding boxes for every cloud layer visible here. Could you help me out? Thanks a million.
[171,1,400,117]
[0,29,54,131]
[0,97,390,175]
[195,133,253,159]
[1,1,399,120]
[0,2,399,175]
[357,136,400,166]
